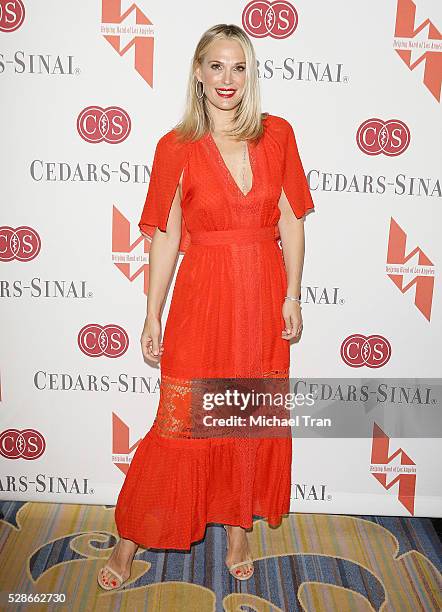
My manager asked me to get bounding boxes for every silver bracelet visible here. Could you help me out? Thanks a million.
[284,295,302,303]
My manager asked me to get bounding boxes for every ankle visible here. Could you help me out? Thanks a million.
[112,539,138,564]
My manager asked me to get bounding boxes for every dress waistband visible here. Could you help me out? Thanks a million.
[190,226,276,246]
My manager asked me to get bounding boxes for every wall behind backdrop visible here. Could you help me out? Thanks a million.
[1,0,441,518]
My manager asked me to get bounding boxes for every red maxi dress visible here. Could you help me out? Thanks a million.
[114,113,314,550]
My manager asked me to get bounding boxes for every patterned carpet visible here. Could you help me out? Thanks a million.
[0,501,441,611]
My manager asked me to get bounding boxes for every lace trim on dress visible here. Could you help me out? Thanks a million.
[152,375,193,439]
[152,368,290,439]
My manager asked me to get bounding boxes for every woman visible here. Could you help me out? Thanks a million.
[98,23,314,589]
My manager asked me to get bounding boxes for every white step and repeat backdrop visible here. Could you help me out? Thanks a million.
[1,1,441,518]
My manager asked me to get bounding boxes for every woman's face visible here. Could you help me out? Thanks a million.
[195,38,247,113]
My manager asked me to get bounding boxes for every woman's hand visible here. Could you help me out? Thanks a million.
[141,315,164,363]
[281,301,303,341]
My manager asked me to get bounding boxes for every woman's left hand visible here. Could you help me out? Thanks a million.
[281,301,303,340]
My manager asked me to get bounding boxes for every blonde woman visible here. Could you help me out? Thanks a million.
[98,23,314,589]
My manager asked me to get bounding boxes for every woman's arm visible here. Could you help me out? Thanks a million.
[141,172,184,362]
[277,189,305,341]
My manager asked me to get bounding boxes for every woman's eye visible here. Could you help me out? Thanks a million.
[209,63,245,71]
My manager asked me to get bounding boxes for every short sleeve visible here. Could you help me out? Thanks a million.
[281,120,314,219]
[138,130,191,253]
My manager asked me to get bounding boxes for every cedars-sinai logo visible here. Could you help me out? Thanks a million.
[0,226,41,262]
[393,0,442,102]
[77,106,131,144]
[242,0,298,39]
[0,428,46,459]
[356,119,411,156]
[78,324,129,358]
[0,0,25,32]
[341,335,392,368]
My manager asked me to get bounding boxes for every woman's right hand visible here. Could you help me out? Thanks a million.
[141,316,164,363]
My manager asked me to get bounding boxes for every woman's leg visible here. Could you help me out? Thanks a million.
[224,525,254,578]
[100,537,139,583]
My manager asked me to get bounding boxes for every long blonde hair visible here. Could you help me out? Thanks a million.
[174,24,267,143]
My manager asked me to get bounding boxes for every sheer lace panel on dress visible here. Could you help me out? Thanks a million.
[152,370,290,439]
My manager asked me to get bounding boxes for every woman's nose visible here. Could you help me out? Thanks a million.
[223,69,232,84]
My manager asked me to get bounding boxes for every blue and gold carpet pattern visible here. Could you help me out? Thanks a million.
[0,501,441,611]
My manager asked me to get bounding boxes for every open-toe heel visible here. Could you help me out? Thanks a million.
[97,564,130,591]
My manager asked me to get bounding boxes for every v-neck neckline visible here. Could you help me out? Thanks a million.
[206,131,256,199]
